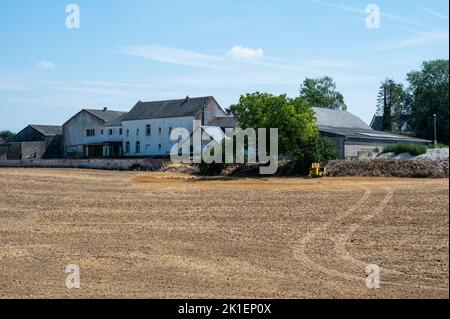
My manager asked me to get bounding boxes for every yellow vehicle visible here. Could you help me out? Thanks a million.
[309,163,327,178]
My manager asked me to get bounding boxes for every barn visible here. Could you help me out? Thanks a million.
[314,107,431,159]
[7,125,63,159]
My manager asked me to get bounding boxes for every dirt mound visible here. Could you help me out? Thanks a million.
[328,159,449,178]
[161,163,199,174]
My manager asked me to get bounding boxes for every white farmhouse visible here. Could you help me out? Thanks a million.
[63,108,125,158]
[106,96,234,157]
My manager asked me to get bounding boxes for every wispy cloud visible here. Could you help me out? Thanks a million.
[307,0,421,26]
[36,61,56,71]
[120,44,357,74]
[121,45,226,70]
[374,30,449,51]
[422,8,449,21]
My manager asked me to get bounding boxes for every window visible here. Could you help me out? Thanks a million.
[136,129,140,136]
[168,127,172,136]
[159,127,162,134]
[101,129,104,135]
[119,128,123,135]
[125,142,130,153]
[146,125,151,136]
[86,129,95,137]
[158,144,162,150]
[126,129,129,136]
[136,141,141,153]
[108,129,113,136]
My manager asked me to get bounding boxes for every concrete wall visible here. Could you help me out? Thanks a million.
[20,141,48,159]
[122,116,195,157]
[0,158,168,170]
[63,111,107,157]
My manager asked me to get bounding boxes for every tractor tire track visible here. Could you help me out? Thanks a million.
[292,186,448,292]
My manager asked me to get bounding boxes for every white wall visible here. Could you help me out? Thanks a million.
[122,116,196,156]
[103,126,123,143]
[63,111,106,156]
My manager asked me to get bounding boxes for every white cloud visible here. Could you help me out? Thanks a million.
[225,46,264,60]
[422,8,449,21]
[36,61,56,71]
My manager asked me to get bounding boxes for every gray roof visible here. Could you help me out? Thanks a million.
[313,107,370,129]
[106,112,128,127]
[370,115,383,130]
[208,116,237,128]
[0,137,5,144]
[314,108,430,143]
[84,109,125,123]
[29,125,62,136]
[120,96,218,122]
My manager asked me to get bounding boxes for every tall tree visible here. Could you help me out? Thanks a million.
[376,79,406,132]
[228,92,337,174]
[299,76,347,111]
[406,60,449,144]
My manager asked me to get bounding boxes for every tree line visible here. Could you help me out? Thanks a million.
[376,59,449,144]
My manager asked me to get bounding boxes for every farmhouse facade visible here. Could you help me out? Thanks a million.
[60,96,235,158]
[62,108,125,158]
[107,96,231,157]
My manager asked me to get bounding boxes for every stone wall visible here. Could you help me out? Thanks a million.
[0,158,169,171]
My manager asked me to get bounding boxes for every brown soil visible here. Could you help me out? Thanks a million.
[0,168,448,298]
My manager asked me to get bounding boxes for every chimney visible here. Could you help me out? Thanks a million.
[103,107,108,111]
[181,95,189,106]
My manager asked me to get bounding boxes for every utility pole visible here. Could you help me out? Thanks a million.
[433,114,437,146]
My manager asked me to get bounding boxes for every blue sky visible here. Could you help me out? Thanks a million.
[0,0,448,132]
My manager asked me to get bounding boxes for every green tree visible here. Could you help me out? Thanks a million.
[0,130,15,142]
[376,79,406,132]
[406,59,449,144]
[229,92,337,174]
[299,76,347,111]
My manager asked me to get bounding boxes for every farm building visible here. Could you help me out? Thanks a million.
[6,125,63,160]
[314,108,430,159]
[106,96,234,157]
[63,108,125,158]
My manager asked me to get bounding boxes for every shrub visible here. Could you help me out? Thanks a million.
[197,139,232,176]
[381,143,427,156]
[290,134,338,175]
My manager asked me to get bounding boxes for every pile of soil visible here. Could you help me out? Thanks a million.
[161,163,199,174]
[327,159,449,178]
